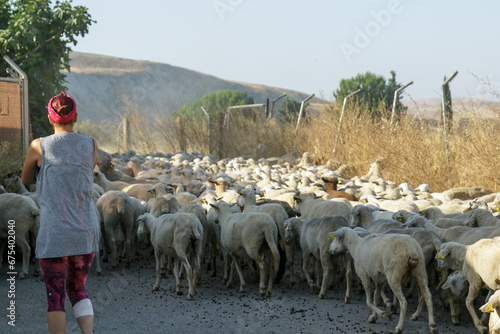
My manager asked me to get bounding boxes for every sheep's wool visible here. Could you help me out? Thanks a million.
[36,133,100,258]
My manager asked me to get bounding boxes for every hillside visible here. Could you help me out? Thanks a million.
[65,52,327,123]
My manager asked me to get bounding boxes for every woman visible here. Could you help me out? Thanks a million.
[22,92,100,334]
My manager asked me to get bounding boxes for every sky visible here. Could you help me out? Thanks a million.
[70,0,500,102]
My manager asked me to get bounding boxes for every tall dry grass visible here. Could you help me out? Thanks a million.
[75,98,500,193]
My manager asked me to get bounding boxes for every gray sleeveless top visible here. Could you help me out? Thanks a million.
[36,133,100,258]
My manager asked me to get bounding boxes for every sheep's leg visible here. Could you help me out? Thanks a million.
[152,250,161,291]
[285,243,295,288]
[123,219,134,268]
[315,259,322,292]
[105,228,118,270]
[226,258,235,288]
[254,254,267,297]
[413,273,438,334]
[447,291,461,325]
[17,236,31,279]
[410,283,424,320]
[343,253,352,304]
[302,251,317,293]
[363,279,390,323]
[318,254,332,299]
[231,255,247,293]
[94,249,102,275]
[380,286,396,314]
[466,281,488,334]
[29,229,40,276]
[221,248,230,285]
[178,252,194,300]
[388,278,407,334]
[172,258,183,296]
[266,251,275,297]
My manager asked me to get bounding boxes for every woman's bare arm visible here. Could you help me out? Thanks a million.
[21,139,42,186]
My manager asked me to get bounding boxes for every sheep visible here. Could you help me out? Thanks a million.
[465,209,500,228]
[210,201,280,297]
[200,195,234,282]
[95,191,136,271]
[283,216,352,301]
[350,205,400,233]
[294,191,351,221]
[237,188,288,285]
[2,176,30,194]
[459,237,500,333]
[404,215,500,245]
[441,270,469,326]
[320,176,358,201]
[329,227,438,334]
[480,289,500,334]
[359,157,384,183]
[383,227,443,291]
[436,238,500,333]
[93,171,129,191]
[0,193,40,279]
[136,212,203,300]
[122,182,171,202]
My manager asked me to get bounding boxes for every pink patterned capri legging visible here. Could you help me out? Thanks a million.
[39,253,94,312]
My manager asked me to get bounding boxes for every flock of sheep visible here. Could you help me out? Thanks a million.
[1,150,500,334]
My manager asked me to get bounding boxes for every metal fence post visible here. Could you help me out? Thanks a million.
[441,70,458,186]
[332,89,360,154]
[295,93,315,134]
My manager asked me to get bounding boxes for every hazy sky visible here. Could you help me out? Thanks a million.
[71,0,500,102]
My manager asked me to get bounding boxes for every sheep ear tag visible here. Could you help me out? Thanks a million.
[437,253,444,260]
[485,304,495,313]
[329,233,335,240]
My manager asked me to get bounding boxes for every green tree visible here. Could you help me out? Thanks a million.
[276,97,302,122]
[175,89,254,118]
[0,0,94,138]
[333,71,406,118]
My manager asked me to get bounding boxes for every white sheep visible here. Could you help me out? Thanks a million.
[93,171,129,191]
[294,191,351,221]
[210,201,280,297]
[329,227,438,334]
[464,209,500,228]
[0,193,40,279]
[441,270,469,326]
[437,237,500,333]
[480,289,500,334]
[404,215,500,245]
[137,212,203,300]
[237,188,288,286]
[283,216,352,301]
[95,191,136,271]
[350,205,401,233]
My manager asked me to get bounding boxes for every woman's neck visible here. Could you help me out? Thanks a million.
[53,124,74,134]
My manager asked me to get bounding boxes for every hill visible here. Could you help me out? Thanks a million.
[65,52,327,123]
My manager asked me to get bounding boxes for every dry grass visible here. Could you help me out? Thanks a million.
[73,98,500,193]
